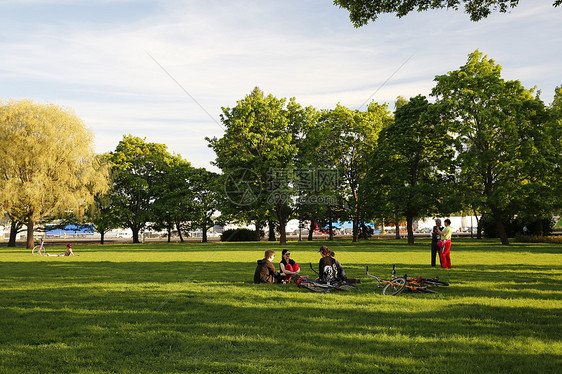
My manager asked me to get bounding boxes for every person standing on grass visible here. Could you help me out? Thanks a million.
[437,219,452,269]
[431,219,444,267]
[254,250,285,284]
[279,249,300,282]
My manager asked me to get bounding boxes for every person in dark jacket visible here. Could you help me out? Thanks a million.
[254,250,284,283]
[431,219,444,267]
[318,245,340,282]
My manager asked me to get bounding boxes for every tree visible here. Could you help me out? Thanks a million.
[188,168,222,243]
[207,87,312,245]
[0,100,109,248]
[431,50,551,245]
[334,0,562,26]
[311,103,392,242]
[108,135,177,243]
[89,191,120,245]
[366,95,454,244]
[151,155,193,243]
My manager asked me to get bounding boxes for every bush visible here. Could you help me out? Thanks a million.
[220,228,258,242]
[516,234,562,244]
[480,214,554,238]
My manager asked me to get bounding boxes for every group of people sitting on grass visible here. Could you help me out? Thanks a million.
[253,245,357,284]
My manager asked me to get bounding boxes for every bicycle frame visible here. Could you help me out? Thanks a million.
[32,238,45,256]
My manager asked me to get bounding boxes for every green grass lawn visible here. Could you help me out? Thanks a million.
[1,239,561,373]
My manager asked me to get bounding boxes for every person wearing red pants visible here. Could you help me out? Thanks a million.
[437,219,452,269]
[279,249,300,282]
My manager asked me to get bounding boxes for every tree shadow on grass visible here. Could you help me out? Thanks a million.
[1,279,560,373]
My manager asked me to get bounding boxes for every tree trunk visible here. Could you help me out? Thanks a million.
[176,221,184,242]
[8,220,19,247]
[26,216,35,249]
[476,216,483,240]
[100,231,105,245]
[268,220,276,241]
[132,228,140,243]
[255,221,262,241]
[276,206,287,246]
[352,204,360,242]
[167,227,172,243]
[406,215,414,245]
[308,220,314,241]
[491,208,509,245]
[202,223,208,243]
[329,220,334,241]
[395,220,400,240]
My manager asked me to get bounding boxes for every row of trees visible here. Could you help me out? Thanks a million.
[1,50,561,247]
[209,50,562,246]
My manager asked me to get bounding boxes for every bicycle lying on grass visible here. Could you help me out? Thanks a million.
[366,265,449,296]
[294,263,362,293]
[32,239,45,256]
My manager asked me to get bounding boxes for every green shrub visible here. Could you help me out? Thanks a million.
[220,228,257,242]
[481,214,554,238]
[516,234,562,244]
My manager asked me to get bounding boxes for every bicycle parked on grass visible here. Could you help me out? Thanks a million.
[32,238,45,256]
[295,275,361,293]
[294,263,362,293]
[366,265,448,296]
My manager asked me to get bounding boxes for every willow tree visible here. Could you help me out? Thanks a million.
[0,99,109,248]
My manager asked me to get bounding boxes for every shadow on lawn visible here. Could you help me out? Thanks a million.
[1,277,560,373]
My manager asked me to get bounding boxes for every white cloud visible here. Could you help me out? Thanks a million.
[1,0,561,170]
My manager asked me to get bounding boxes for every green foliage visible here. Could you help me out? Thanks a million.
[0,99,109,248]
[431,50,555,245]
[480,214,554,238]
[220,228,258,242]
[1,240,561,373]
[365,95,454,244]
[311,102,392,241]
[108,135,182,243]
[207,87,315,244]
[334,0,562,26]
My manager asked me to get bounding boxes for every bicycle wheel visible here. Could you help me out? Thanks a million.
[32,246,40,256]
[423,279,449,287]
[298,281,331,293]
[382,277,406,296]
[334,283,362,292]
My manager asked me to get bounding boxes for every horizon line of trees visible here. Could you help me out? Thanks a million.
[2,50,561,247]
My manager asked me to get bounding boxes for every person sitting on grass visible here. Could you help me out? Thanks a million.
[318,245,343,282]
[279,249,300,282]
[254,250,285,284]
[46,244,76,257]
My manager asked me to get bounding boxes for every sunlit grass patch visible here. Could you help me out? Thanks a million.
[1,239,560,373]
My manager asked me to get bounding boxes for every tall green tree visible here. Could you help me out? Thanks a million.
[207,87,312,245]
[0,99,109,248]
[311,102,392,242]
[151,155,193,242]
[366,95,454,244]
[334,0,562,26]
[108,135,177,243]
[188,168,222,243]
[431,50,551,244]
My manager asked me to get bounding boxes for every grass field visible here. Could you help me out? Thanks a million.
[1,239,561,373]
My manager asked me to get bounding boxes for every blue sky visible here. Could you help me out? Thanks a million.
[1,0,560,169]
